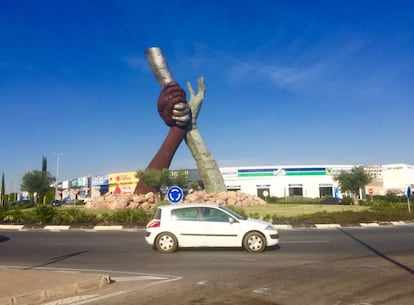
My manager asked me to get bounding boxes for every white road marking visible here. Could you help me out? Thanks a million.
[111,275,170,282]
[253,288,271,294]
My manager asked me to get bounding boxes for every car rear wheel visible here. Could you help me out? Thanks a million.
[155,232,178,253]
[243,231,266,253]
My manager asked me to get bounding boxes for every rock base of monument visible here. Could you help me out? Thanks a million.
[184,190,266,206]
[85,190,266,210]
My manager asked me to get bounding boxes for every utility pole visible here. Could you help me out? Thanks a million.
[54,153,63,200]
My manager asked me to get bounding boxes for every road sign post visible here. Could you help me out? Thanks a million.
[368,188,373,202]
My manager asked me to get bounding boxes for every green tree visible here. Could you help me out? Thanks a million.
[39,156,49,203]
[21,168,55,204]
[334,166,372,205]
[136,169,189,199]
[1,173,5,208]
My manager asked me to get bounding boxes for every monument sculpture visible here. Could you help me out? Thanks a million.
[134,47,226,195]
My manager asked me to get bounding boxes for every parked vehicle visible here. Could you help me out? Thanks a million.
[50,200,62,206]
[12,199,35,208]
[145,203,279,253]
[320,197,343,204]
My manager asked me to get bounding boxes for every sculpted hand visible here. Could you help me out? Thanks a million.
[134,82,190,194]
[158,82,191,127]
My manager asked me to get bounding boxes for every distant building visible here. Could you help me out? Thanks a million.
[382,163,414,194]
[91,174,109,198]
[364,165,384,196]
[220,165,355,200]
[57,163,414,201]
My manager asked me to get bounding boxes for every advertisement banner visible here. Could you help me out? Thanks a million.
[109,171,139,194]
[109,172,138,184]
[92,174,109,186]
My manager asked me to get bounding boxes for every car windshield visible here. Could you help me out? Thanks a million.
[219,206,246,220]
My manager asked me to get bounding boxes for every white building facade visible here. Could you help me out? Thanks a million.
[220,165,355,199]
[382,163,414,194]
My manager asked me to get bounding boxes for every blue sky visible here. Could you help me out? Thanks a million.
[1,0,413,192]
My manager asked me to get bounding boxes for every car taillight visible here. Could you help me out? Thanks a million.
[147,220,160,228]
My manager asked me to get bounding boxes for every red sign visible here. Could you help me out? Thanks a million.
[368,188,374,195]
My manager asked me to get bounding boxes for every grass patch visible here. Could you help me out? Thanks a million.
[244,204,369,218]
[0,205,151,226]
[243,201,413,225]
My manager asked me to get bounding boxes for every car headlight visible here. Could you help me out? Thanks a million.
[265,225,275,231]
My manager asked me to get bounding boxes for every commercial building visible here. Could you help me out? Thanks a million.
[382,163,414,194]
[57,163,414,202]
[220,165,354,199]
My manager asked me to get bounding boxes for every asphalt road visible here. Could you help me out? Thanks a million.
[1,225,413,305]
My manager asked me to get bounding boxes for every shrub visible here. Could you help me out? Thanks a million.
[263,214,272,222]
[266,196,282,204]
[248,212,260,219]
[53,208,97,225]
[110,208,151,225]
[1,209,29,223]
[361,200,407,212]
[31,205,57,224]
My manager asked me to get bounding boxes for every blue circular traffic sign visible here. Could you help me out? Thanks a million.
[167,186,183,204]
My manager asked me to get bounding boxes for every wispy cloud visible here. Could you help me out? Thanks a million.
[123,54,148,71]
[191,37,388,96]
[189,44,324,89]
[227,59,319,87]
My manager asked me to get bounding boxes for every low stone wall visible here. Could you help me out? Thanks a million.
[84,190,266,210]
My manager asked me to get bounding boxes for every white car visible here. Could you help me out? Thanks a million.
[145,203,279,253]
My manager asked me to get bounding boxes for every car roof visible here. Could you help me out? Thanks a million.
[158,203,221,210]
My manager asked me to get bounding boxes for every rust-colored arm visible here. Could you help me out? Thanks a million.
[134,48,190,194]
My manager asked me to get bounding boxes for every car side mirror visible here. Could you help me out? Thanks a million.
[229,217,235,224]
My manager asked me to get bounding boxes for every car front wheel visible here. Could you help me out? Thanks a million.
[155,232,178,253]
[243,231,266,253]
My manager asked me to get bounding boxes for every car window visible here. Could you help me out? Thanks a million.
[200,207,229,222]
[171,207,199,221]
[154,208,162,220]
[219,206,245,220]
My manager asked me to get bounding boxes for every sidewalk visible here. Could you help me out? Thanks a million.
[0,268,111,305]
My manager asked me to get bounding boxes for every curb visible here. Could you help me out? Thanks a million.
[0,221,413,232]
[0,273,111,305]
[0,225,145,231]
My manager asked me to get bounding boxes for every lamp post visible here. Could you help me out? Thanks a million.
[54,153,63,200]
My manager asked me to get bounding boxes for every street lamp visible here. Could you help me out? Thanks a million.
[54,153,63,200]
